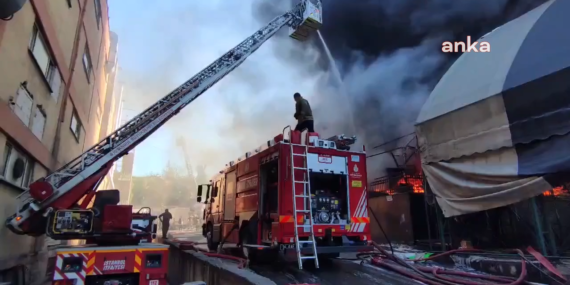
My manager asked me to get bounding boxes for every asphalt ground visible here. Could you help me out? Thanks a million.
[168,231,418,285]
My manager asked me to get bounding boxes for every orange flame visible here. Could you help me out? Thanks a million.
[543,186,564,196]
[370,175,425,194]
[400,176,424,193]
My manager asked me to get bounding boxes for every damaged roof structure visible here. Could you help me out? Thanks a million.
[415,0,570,217]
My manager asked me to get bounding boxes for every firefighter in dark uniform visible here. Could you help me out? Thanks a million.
[293,92,315,132]
[158,209,173,239]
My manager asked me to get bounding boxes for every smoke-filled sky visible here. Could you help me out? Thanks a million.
[109,0,545,179]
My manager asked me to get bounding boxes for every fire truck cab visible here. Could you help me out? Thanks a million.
[197,128,373,262]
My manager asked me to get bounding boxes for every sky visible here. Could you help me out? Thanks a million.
[107,0,326,177]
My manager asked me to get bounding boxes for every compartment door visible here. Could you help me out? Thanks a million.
[223,171,237,221]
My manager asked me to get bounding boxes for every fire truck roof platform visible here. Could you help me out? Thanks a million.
[214,130,364,174]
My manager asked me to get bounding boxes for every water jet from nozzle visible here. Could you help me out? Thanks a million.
[317,31,357,135]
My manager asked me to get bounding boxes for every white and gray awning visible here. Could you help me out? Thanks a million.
[415,0,570,217]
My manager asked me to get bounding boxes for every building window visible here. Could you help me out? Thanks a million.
[94,0,102,29]
[49,68,62,102]
[70,110,82,140]
[12,86,33,126]
[82,44,92,82]
[29,25,53,77]
[1,142,34,188]
[31,107,46,140]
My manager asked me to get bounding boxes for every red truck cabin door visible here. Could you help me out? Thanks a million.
[223,171,237,221]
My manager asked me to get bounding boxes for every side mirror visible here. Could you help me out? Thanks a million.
[197,185,204,203]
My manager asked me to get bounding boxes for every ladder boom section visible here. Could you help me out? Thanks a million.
[6,0,319,235]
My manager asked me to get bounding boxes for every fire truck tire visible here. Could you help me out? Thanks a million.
[206,224,219,251]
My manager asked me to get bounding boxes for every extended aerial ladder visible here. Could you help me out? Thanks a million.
[6,0,323,237]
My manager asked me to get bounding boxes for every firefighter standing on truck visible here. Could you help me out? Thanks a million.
[293,92,315,132]
[158,209,173,239]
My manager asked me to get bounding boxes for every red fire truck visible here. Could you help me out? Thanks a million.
[197,129,373,269]
[4,0,322,283]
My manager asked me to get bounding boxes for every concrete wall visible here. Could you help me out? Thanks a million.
[167,243,276,285]
[0,0,116,283]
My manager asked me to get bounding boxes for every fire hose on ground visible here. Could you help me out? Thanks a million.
[368,243,528,285]
[360,205,566,285]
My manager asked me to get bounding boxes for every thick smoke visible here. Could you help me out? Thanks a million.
[253,0,546,179]
[112,0,545,183]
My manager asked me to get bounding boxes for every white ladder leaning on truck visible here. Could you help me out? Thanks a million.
[6,0,323,236]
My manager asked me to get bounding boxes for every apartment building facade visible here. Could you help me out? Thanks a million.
[0,0,114,283]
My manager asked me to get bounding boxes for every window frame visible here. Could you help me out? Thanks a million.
[82,44,92,83]
[94,0,102,29]
[48,67,62,102]
[12,85,34,127]
[31,107,47,140]
[29,24,57,91]
[70,110,82,141]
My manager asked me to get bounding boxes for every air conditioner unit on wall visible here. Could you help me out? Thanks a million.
[4,145,29,187]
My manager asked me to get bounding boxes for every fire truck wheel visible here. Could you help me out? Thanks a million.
[206,224,219,251]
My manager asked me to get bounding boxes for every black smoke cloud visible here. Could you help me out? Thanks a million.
[253,0,545,178]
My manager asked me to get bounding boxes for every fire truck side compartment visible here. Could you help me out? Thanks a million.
[309,173,349,224]
[52,244,169,285]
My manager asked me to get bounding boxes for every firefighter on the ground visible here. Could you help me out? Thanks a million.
[158,209,173,238]
[293,92,314,132]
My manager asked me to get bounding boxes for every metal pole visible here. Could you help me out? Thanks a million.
[436,204,446,251]
[52,0,90,163]
[530,197,548,255]
[423,178,433,251]
[547,222,557,256]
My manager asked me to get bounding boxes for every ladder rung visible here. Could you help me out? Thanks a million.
[301,256,316,259]
[299,240,313,244]
[295,209,311,213]
[295,195,310,198]
[293,180,308,183]
[293,153,306,156]
[293,167,307,170]
[297,224,313,227]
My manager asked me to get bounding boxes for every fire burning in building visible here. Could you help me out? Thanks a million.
[369,169,424,195]
[368,157,565,198]
[543,186,567,196]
